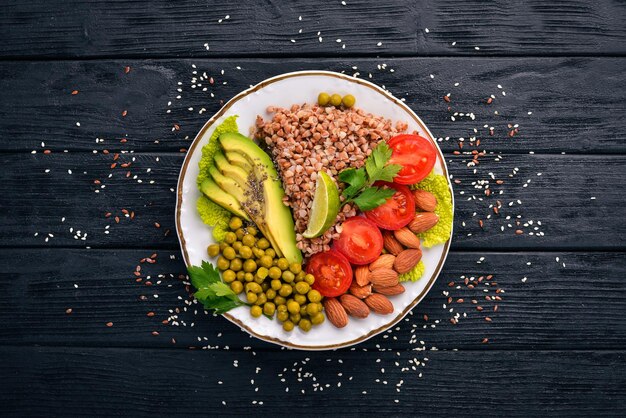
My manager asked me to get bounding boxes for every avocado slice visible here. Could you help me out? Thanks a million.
[225,151,253,172]
[218,132,302,264]
[214,151,249,189]
[208,166,245,203]
[200,178,250,221]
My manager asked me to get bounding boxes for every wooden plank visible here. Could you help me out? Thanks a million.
[1,346,624,416]
[1,57,625,153]
[1,152,623,250]
[1,1,625,58]
[2,249,624,350]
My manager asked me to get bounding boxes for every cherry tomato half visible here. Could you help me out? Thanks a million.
[334,217,383,265]
[365,182,415,230]
[388,134,437,184]
[308,250,353,298]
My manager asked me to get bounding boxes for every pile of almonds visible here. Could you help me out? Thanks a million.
[323,190,440,328]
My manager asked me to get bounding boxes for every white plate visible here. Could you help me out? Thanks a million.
[176,71,453,350]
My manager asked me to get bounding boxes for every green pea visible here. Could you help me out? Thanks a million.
[219,242,228,251]
[229,258,242,272]
[246,226,258,236]
[268,266,282,280]
[229,217,243,231]
[246,292,258,304]
[207,244,220,257]
[305,274,315,286]
[276,258,289,271]
[238,245,252,259]
[222,270,236,283]
[279,284,293,297]
[235,228,246,240]
[282,270,295,283]
[298,319,312,332]
[263,302,276,316]
[294,294,307,305]
[274,296,286,306]
[277,311,289,322]
[306,303,319,316]
[264,248,276,258]
[330,93,342,107]
[223,247,236,260]
[259,256,274,269]
[318,92,330,106]
[277,304,287,313]
[295,281,310,294]
[311,312,325,325]
[287,300,300,314]
[299,305,307,316]
[216,257,230,271]
[246,283,262,294]
[342,94,356,108]
[243,259,257,273]
[266,289,276,300]
[270,279,282,291]
[244,272,254,282]
[230,281,243,294]
[255,293,267,306]
[252,248,265,259]
[232,241,243,252]
[289,263,302,275]
[261,282,270,291]
[256,238,270,249]
[250,305,262,318]
[254,275,264,284]
[307,289,322,303]
[242,234,256,247]
[236,271,245,280]
[224,232,237,244]
[289,313,301,324]
[283,321,295,332]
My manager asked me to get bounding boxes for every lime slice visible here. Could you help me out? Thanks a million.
[302,171,340,239]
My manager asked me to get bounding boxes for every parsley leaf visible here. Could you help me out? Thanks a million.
[187,261,247,314]
[338,142,402,211]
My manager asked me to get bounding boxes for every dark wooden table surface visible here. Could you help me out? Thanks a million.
[1,1,625,416]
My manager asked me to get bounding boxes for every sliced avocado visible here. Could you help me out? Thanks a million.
[200,178,250,221]
[214,151,249,189]
[218,132,302,264]
[208,166,245,203]
[225,151,253,172]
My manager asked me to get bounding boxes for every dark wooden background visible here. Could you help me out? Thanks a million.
[1,1,625,416]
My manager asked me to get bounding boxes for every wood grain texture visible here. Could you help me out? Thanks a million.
[1,346,624,416]
[1,249,624,350]
[1,57,625,153]
[1,152,623,250]
[1,0,625,58]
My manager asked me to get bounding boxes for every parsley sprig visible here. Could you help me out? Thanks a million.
[188,261,248,314]
[338,142,402,211]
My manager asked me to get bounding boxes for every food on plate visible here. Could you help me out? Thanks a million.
[192,93,453,334]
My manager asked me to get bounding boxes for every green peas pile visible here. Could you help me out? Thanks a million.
[207,216,325,332]
[317,92,356,108]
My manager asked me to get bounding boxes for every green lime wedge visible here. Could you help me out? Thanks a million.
[302,171,340,239]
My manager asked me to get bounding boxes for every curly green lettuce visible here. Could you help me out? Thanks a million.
[196,115,239,241]
[399,171,453,283]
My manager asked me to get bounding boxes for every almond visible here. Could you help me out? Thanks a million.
[408,212,439,234]
[369,254,396,271]
[323,298,349,328]
[365,293,394,315]
[393,227,421,249]
[349,283,372,299]
[393,249,423,274]
[340,294,370,318]
[383,231,404,255]
[372,283,406,296]
[355,265,370,286]
[412,190,437,212]
[367,268,399,287]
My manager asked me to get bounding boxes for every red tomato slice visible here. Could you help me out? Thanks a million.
[388,134,437,184]
[334,217,383,265]
[308,250,353,298]
[365,182,415,230]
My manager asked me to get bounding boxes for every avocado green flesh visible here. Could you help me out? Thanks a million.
[200,178,249,221]
[218,132,302,264]
[214,151,249,189]
[225,151,253,172]
[208,166,245,202]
